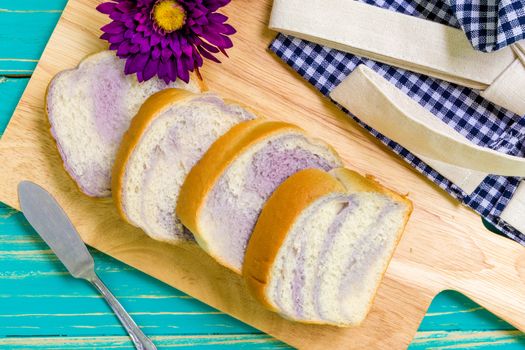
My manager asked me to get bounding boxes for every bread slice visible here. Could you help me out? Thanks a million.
[46,50,203,197]
[112,89,255,243]
[243,168,413,326]
[177,120,343,272]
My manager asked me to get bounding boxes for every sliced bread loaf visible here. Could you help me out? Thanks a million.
[177,120,343,272]
[112,89,255,243]
[46,50,202,197]
[243,168,412,326]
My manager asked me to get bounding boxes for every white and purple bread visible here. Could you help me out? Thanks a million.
[177,119,343,272]
[46,50,203,197]
[243,168,412,326]
[112,89,255,243]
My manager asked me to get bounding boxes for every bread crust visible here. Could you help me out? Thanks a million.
[243,168,346,310]
[222,98,259,117]
[176,119,309,268]
[111,88,197,224]
[244,167,413,326]
[44,51,113,197]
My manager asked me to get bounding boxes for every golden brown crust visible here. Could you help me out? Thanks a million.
[331,168,412,207]
[222,98,260,117]
[242,168,346,311]
[244,167,413,326]
[111,88,197,223]
[176,119,304,267]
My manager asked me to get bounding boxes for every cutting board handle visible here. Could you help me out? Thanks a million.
[441,225,525,331]
[328,64,525,331]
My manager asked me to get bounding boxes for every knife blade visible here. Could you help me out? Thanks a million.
[17,181,156,350]
[18,181,94,278]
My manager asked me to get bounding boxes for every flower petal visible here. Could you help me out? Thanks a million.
[167,58,177,82]
[116,1,134,13]
[150,34,161,46]
[177,57,190,82]
[108,33,125,44]
[209,12,227,24]
[158,59,171,82]
[117,41,132,56]
[98,0,236,83]
[221,23,236,35]
[124,55,138,74]
[169,35,182,57]
[134,53,150,71]
[152,46,161,59]
[101,22,125,34]
[143,58,159,81]
[197,45,220,63]
[162,47,173,59]
[96,2,116,15]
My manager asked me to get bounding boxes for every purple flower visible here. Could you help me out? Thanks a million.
[97,0,236,83]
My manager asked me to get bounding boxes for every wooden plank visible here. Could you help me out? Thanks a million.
[0,0,520,348]
[0,0,66,75]
[0,204,267,338]
[2,332,524,349]
[419,291,516,332]
[0,78,27,134]
[0,0,66,11]
[0,334,288,349]
[411,331,525,349]
[1,0,525,348]
[2,202,523,348]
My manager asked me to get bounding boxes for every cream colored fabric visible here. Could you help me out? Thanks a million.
[329,65,525,178]
[331,65,525,229]
[481,44,525,115]
[270,0,525,115]
[516,42,525,59]
[415,156,487,194]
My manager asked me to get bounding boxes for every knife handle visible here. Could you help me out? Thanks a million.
[89,273,157,350]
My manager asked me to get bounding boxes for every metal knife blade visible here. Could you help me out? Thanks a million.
[17,181,157,350]
[17,181,94,279]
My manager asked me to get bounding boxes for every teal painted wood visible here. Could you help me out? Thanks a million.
[0,0,67,11]
[0,204,289,349]
[410,331,525,350]
[1,1,525,349]
[0,78,27,134]
[0,335,291,349]
[0,205,261,337]
[419,292,516,332]
[0,0,66,75]
[0,203,523,349]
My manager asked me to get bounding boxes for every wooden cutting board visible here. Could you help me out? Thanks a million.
[1,0,524,348]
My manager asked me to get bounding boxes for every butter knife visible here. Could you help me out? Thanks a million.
[18,181,156,350]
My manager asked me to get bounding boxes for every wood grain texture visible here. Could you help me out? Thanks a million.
[0,0,525,349]
[0,202,522,349]
[0,204,280,344]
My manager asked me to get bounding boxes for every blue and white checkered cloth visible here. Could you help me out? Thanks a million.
[270,0,525,245]
[448,0,525,52]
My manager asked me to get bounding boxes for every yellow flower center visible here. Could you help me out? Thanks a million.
[152,0,186,33]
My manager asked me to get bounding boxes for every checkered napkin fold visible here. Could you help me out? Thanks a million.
[448,0,525,52]
[268,0,525,245]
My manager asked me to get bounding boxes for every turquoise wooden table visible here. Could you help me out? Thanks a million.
[1,1,525,348]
